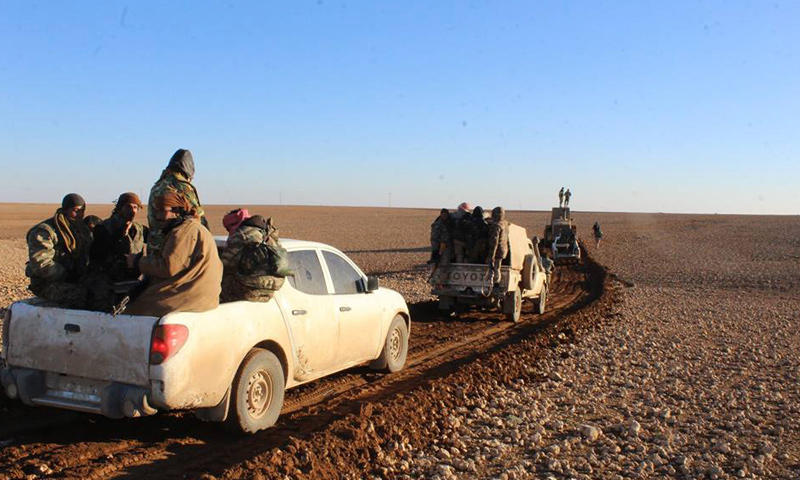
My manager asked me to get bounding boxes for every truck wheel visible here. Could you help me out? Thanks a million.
[227,349,285,434]
[503,288,522,323]
[370,315,408,373]
[537,284,548,314]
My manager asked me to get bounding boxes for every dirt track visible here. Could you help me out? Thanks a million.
[0,255,605,479]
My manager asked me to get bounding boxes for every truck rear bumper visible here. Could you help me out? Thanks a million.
[1,367,157,419]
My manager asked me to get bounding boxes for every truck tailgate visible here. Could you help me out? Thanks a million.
[7,302,159,386]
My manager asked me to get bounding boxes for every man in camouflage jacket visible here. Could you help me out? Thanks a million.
[486,206,509,286]
[25,194,92,308]
[147,148,205,255]
[220,215,286,303]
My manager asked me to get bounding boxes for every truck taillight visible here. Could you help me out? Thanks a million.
[150,324,189,365]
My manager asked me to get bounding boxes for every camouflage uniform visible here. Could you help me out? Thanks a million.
[564,189,571,207]
[220,221,286,303]
[558,188,565,207]
[429,215,452,266]
[147,149,204,255]
[486,207,509,285]
[26,215,92,309]
[86,215,148,311]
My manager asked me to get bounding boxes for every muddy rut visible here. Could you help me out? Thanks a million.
[0,252,609,479]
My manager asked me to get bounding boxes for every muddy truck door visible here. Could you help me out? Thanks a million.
[2,301,159,412]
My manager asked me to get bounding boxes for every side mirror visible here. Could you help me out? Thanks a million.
[366,276,379,293]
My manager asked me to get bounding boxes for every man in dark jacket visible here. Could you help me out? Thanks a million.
[86,192,149,311]
[25,193,92,308]
[466,206,489,263]
[429,208,452,265]
[147,148,206,255]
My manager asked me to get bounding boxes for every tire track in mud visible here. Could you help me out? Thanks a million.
[0,255,604,480]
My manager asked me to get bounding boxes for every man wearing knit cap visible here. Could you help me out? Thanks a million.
[25,193,93,308]
[124,191,222,316]
[146,148,206,256]
[86,192,149,311]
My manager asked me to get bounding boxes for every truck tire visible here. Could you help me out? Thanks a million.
[537,284,548,314]
[503,288,522,323]
[521,254,534,291]
[227,349,285,434]
[369,315,409,373]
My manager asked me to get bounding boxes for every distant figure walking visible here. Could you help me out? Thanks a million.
[558,187,565,207]
[593,222,603,248]
[564,189,572,207]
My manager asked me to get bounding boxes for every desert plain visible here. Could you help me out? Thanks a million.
[0,203,798,479]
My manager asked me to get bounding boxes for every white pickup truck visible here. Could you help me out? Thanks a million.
[1,238,410,433]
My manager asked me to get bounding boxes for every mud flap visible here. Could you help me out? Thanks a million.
[195,387,231,422]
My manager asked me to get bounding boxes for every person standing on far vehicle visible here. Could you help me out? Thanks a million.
[451,202,471,263]
[564,188,572,207]
[25,193,92,309]
[466,206,489,263]
[486,206,509,287]
[558,187,565,207]
[147,148,206,256]
[429,208,452,265]
[124,192,222,316]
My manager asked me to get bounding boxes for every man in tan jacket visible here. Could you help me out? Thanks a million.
[124,192,222,317]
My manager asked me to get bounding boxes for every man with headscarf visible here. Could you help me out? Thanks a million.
[25,193,93,308]
[86,192,149,311]
[220,214,288,303]
[124,192,222,316]
[222,207,250,241]
[485,206,509,286]
[558,187,565,207]
[147,148,205,256]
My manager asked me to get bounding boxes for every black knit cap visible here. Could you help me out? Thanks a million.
[241,214,268,230]
[62,193,86,210]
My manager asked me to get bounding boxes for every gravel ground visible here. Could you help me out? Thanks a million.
[1,205,798,479]
[390,213,800,480]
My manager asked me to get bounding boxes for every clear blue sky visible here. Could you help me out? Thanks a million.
[1,1,798,214]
